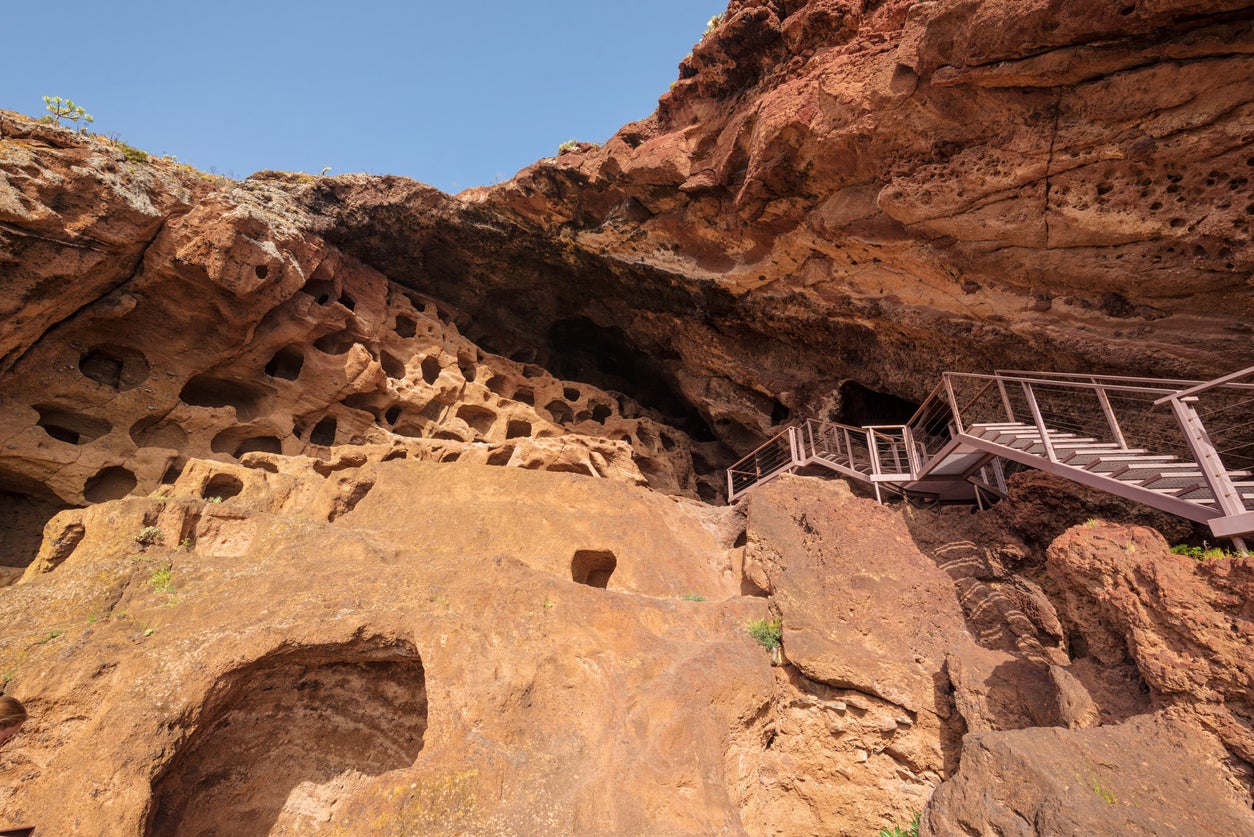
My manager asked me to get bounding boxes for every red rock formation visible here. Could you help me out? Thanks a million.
[309,0,1253,448]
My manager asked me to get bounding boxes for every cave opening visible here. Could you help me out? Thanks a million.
[0,470,74,570]
[78,345,149,390]
[309,417,338,447]
[34,405,112,446]
[82,466,137,503]
[264,346,304,381]
[834,381,921,427]
[202,473,245,502]
[548,317,715,441]
[146,641,427,837]
[571,549,617,588]
[180,376,266,422]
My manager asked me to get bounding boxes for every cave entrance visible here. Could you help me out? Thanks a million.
[547,317,715,441]
[0,470,74,571]
[571,549,617,589]
[834,381,920,427]
[147,640,427,837]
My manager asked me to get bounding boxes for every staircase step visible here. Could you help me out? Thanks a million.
[1147,483,1204,496]
[1064,450,1150,464]
[1083,455,1178,473]
[990,430,1087,441]
[1105,461,1200,477]
[1052,443,1123,452]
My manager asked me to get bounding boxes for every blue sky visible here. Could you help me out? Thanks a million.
[2,1,726,193]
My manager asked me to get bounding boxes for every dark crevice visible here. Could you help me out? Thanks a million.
[547,317,716,441]
[834,381,921,427]
[0,470,76,569]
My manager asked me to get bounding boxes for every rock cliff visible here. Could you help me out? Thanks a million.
[1,0,1253,834]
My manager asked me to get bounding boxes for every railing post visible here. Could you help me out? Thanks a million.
[996,375,1016,423]
[943,373,965,433]
[992,458,1008,495]
[1020,381,1058,462]
[902,426,921,477]
[1167,397,1246,519]
[727,468,735,500]
[1092,381,1128,449]
[790,426,806,468]
[868,429,882,476]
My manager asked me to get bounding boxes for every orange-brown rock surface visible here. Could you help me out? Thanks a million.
[3,0,1254,834]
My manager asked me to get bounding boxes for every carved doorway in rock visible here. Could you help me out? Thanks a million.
[571,549,617,588]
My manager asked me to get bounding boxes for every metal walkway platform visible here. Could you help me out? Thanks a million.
[727,366,1254,548]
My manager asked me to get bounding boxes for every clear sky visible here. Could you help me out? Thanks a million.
[2,0,726,193]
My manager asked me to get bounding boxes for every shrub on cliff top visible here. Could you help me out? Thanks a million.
[41,96,93,131]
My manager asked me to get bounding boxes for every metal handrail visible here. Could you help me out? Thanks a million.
[948,371,1181,396]
[1153,364,1254,404]
[996,369,1216,388]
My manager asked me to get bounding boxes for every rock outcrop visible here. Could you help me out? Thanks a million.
[307,0,1254,446]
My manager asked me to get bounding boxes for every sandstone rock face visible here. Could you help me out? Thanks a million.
[1046,522,1254,764]
[736,477,972,831]
[0,458,765,836]
[925,710,1254,835]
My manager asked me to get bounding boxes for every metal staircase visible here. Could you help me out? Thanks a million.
[727,366,1254,549]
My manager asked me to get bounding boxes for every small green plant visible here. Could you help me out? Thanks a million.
[179,537,192,549]
[143,627,155,638]
[557,139,579,153]
[704,13,724,37]
[37,629,64,644]
[681,593,708,602]
[1083,517,1100,527]
[543,597,555,610]
[42,96,93,130]
[320,166,332,176]
[87,613,98,623]
[747,618,782,651]
[135,526,164,546]
[878,813,920,837]
[207,495,224,504]
[115,140,148,163]
[1089,774,1116,804]
[1170,542,1237,561]
[149,562,174,594]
